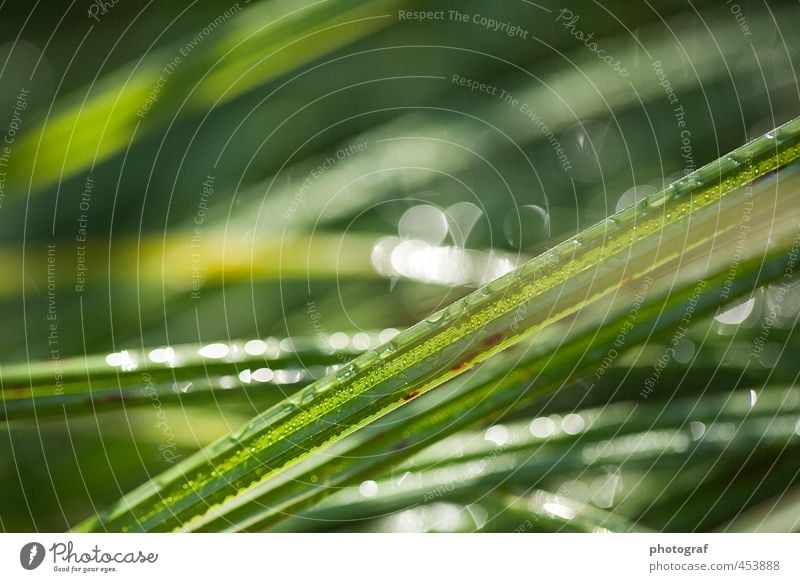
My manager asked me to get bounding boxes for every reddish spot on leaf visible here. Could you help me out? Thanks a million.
[403,390,420,401]
[482,333,504,348]
[451,360,468,372]
[97,392,126,405]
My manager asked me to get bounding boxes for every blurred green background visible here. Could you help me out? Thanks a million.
[1,0,799,532]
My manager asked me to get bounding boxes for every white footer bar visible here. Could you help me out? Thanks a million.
[1,533,797,581]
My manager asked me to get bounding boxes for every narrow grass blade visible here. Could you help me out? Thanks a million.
[0,334,366,391]
[274,418,799,532]
[0,333,372,421]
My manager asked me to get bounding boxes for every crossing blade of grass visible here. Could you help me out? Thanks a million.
[0,333,365,391]
[270,392,800,531]
[399,386,800,472]
[331,490,649,533]
[8,331,792,422]
[1,374,308,423]
[520,336,800,418]
[477,491,648,533]
[6,330,797,421]
[75,118,800,532]
[0,333,373,421]
[274,416,799,531]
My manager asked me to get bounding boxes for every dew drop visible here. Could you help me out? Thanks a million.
[252,368,273,383]
[446,301,466,318]
[199,343,229,359]
[352,332,372,351]
[725,155,741,167]
[244,339,268,356]
[398,204,448,245]
[715,297,755,325]
[378,328,400,343]
[359,480,379,498]
[646,189,670,208]
[530,416,556,438]
[426,310,446,325]
[336,365,356,381]
[544,249,561,267]
[356,350,379,367]
[377,341,397,359]
[148,347,176,364]
[616,185,657,212]
[329,332,350,350]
